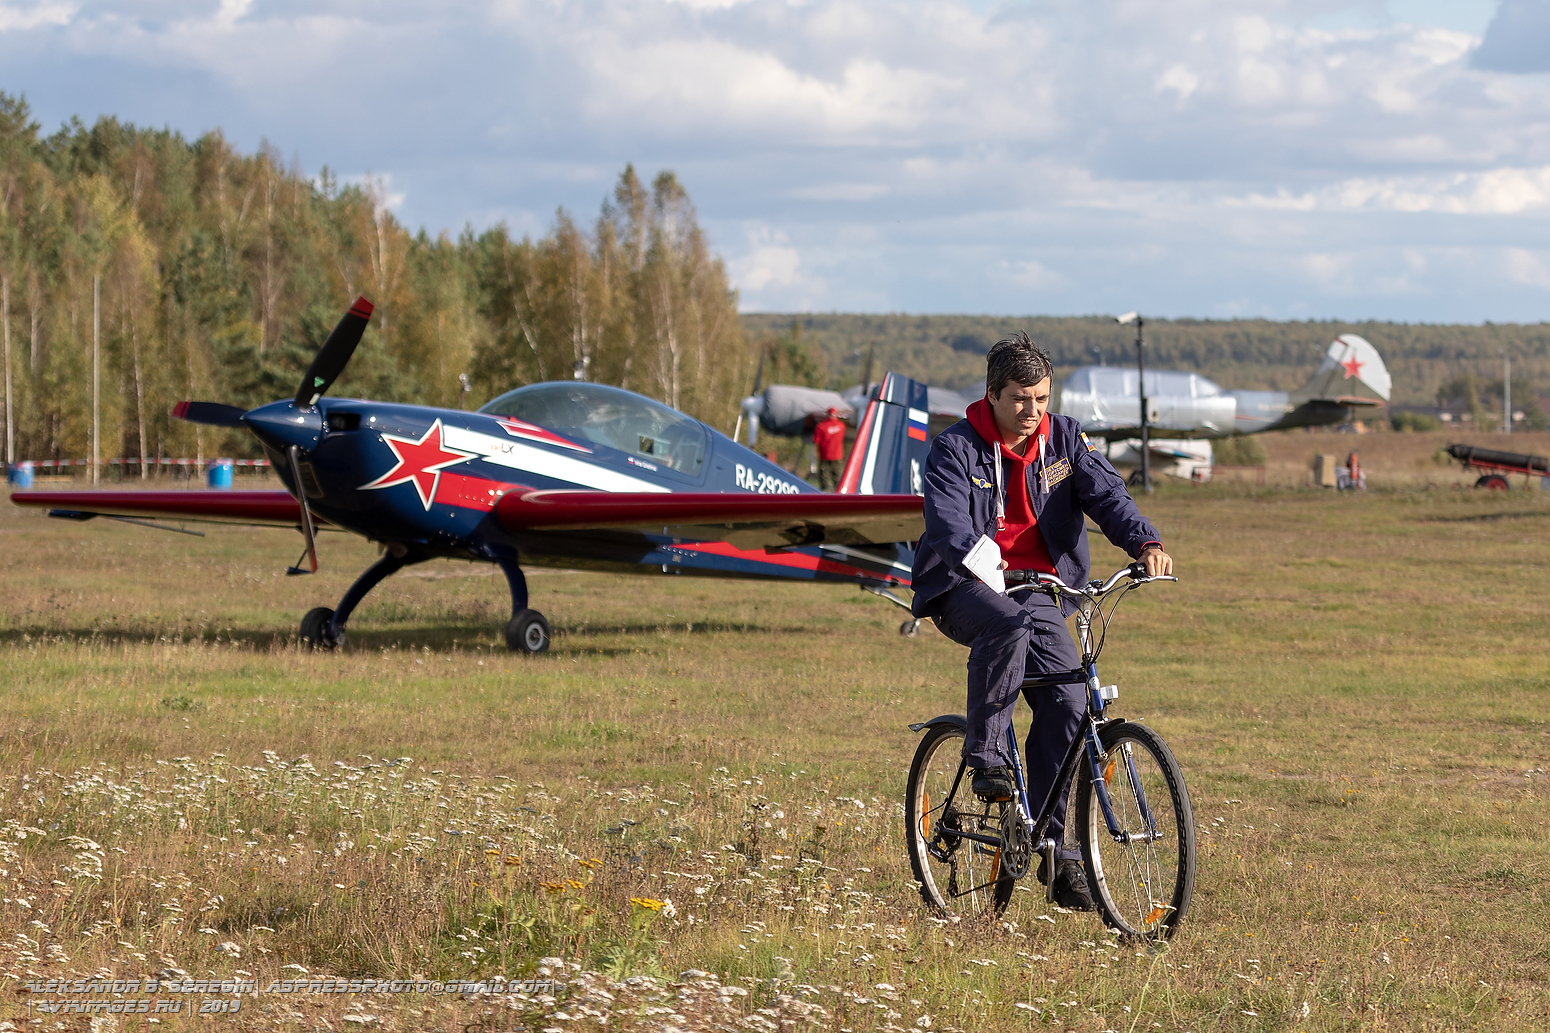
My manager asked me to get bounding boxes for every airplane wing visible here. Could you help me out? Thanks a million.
[9,490,310,528]
[496,490,923,550]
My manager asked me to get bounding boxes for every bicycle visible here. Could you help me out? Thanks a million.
[904,563,1196,940]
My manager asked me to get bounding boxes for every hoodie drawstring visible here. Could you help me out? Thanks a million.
[993,446,1005,530]
[993,429,1048,528]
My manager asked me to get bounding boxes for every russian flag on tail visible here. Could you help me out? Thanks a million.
[837,372,932,496]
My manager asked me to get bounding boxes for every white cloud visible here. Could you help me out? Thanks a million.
[728,225,828,311]
[1156,64,1201,102]
[0,1,74,31]
[1228,166,1550,215]
[1502,248,1550,290]
[987,258,1066,291]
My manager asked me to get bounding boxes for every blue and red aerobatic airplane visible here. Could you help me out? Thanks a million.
[11,298,931,652]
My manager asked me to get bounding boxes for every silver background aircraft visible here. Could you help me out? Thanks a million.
[1057,333,1391,441]
[1058,334,1391,481]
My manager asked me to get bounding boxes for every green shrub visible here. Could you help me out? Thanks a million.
[1391,411,1442,432]
[1211,435,1267,466]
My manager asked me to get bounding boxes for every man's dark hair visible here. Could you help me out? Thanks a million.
[985,331,1053,396]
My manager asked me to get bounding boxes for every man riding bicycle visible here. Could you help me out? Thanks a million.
[910,332,1174,910]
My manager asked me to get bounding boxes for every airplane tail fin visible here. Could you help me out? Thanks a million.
[837,372,931,495]
[1290,334,1391,407]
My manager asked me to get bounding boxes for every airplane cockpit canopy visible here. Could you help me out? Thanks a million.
[480,382,707,475]
[1065,367,1226,398]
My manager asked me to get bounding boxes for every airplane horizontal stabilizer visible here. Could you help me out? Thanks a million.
[10,490,312,528]
[496,490,923,550]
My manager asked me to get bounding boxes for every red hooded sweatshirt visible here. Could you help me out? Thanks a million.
[966,397,1057,574]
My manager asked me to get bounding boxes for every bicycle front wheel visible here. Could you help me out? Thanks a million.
[904,723,1014,917]
[1076,721,1195,940]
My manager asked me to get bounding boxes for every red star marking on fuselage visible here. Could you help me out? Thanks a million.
[1341,352,1364,379]
[361,419,477,510]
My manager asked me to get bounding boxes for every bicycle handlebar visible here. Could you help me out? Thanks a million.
[1007,563,1177,602]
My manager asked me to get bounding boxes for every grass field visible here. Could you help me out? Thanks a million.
[0,479,1547,1031]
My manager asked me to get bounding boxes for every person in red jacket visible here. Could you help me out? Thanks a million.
[814,408,848,491]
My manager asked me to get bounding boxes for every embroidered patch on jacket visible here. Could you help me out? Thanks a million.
[1081,432,1098,453]
[1042,457,1073,490]
[970,476,994,491]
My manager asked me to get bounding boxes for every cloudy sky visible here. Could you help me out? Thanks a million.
[4,0,1550,321]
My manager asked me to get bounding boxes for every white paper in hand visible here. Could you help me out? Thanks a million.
[963,534,1006,594]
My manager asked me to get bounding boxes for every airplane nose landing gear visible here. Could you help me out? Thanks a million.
[507,609,551,653]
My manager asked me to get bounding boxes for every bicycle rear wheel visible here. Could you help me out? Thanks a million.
[904,723,1015,916]
[1076,721,1195,940]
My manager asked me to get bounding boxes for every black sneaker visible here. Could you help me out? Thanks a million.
[970,766,1014,801]
[1039,857,1097,912]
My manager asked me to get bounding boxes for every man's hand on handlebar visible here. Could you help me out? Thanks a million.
[1138,544,1174,578]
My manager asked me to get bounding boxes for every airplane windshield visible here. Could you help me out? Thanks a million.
[479,383,707,475]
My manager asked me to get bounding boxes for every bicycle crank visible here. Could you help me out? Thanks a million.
[998,805,1033,880]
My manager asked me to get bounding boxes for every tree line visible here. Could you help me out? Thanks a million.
[0,95,749,470]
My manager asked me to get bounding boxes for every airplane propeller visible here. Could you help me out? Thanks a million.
[295,297,375,407]
[171,401,247,428]
[171,296,376,577]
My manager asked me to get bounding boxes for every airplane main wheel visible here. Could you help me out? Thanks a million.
[1476,474,1510,491]
[506,609,551,654]
[300,607,342,651]
[899,619,921,638]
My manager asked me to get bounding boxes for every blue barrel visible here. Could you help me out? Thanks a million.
[206,458,234,489]
[7,461,34,489]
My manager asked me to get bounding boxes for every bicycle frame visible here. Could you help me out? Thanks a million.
[929,574,1168,901]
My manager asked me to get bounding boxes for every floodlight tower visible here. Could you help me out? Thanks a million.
[1503,350,1511,435]
[1116,312,1151,493]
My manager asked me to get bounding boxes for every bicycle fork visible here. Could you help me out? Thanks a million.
[1003,692,1163,901]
